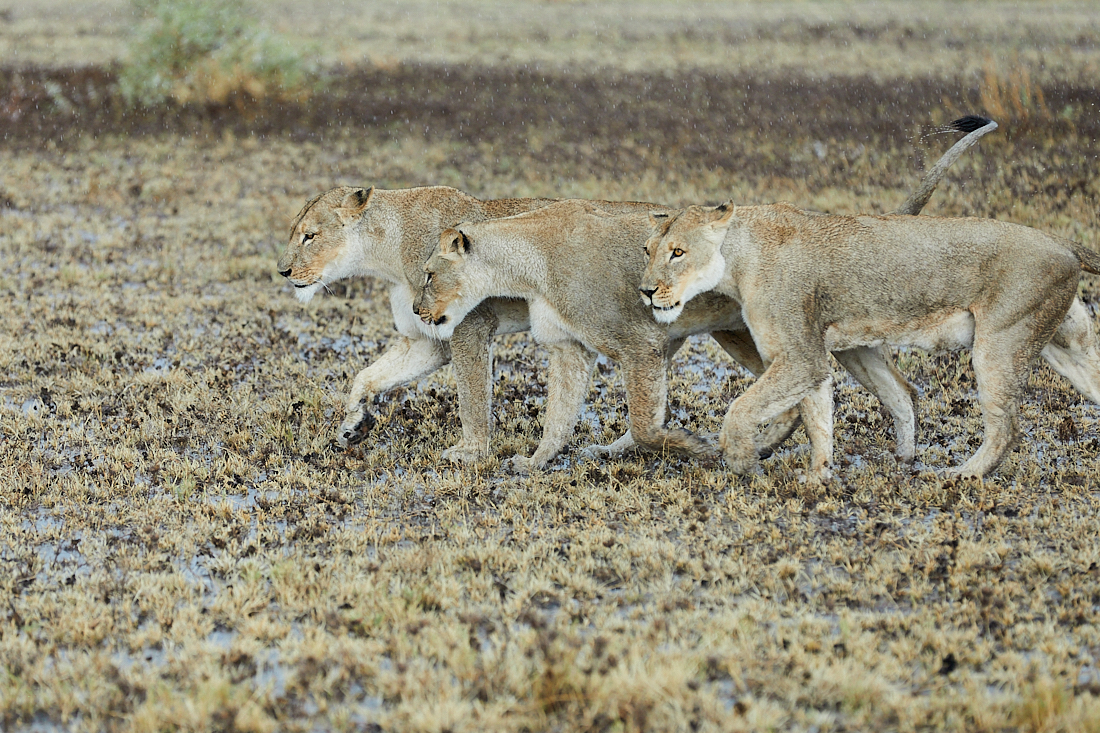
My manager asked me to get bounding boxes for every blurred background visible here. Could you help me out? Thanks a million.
[3,0,1099,216]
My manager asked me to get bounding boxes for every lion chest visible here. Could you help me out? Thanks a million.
[528,297,576,345]
[389,284,434,338]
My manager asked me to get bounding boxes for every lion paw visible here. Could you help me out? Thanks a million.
[580,444,612,461]
[724,454,761,476]
[441,441,486,465]
[894,447,916,465]
[580,432,637,461]
[501,455,538,475]
[337,407,376,449]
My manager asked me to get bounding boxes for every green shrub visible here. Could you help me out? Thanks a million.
[119,0,316,108]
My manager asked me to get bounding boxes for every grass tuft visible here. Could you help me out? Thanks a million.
[119,0,317,110]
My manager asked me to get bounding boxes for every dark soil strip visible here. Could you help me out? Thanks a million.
[2,64,1097,176]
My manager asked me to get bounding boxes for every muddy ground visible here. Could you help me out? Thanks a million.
[3,40,1100,733]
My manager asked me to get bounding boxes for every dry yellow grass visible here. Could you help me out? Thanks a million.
[3,125,1100,731]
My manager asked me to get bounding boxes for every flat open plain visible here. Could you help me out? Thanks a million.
[2,2,1100,731]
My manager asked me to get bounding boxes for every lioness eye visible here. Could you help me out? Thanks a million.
[671,248,685,258]
[302,232,316,244]
[425,272,433,286]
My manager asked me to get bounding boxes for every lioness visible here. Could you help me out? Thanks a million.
[277,117,993,463]
[639,202,1100,478]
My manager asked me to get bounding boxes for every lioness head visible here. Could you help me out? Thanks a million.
[411,227,474,339]
[639,202,734,323]
[277,186,374,303]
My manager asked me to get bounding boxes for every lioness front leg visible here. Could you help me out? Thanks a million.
[445,305,499,463]
[504,342,597,473]
[581,337,688,460]
[623,346,713,458]
[338,335,450,448]
[719,355,833,479]
[709,329,803,454]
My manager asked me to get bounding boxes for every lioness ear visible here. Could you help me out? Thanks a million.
[335,186,374,223]
[708,200,736,225]
[439,228,471,256]
[648,211,672,229]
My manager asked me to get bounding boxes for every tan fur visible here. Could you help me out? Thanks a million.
[278,123,992,468]
[276,185,766,462]
[640,202,1099,478]
[408,126,998,471]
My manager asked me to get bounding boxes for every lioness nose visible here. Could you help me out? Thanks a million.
[639,286,657,299]
[278,268,292,278]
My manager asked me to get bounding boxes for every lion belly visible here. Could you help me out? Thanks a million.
[489,298,533,336]
[824,309,975,353]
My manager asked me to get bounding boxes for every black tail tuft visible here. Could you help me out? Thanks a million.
[949,115,994,134]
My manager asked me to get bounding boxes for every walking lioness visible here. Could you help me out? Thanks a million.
[639,202,1100,478]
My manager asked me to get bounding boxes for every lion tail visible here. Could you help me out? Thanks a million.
[1055,234,1100,274]
[1069,241,1100,275]
[893,116,998,217]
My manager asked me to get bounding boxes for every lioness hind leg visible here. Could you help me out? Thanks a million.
[338,335,450,448]
[1041,298,1100,404]
[833,345,918,463]
[956,279,1077,477]
[954,323,1051,477]
[503,342,597,473]
[709,329,765,375]
[952,356,1022,479]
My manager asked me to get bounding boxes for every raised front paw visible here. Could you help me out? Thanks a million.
[501,455,539,475]
[337,406,376,448]
[441,441,487,465]
[720,428,759,475]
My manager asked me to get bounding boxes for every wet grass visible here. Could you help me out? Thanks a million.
[3,5,1100,732]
